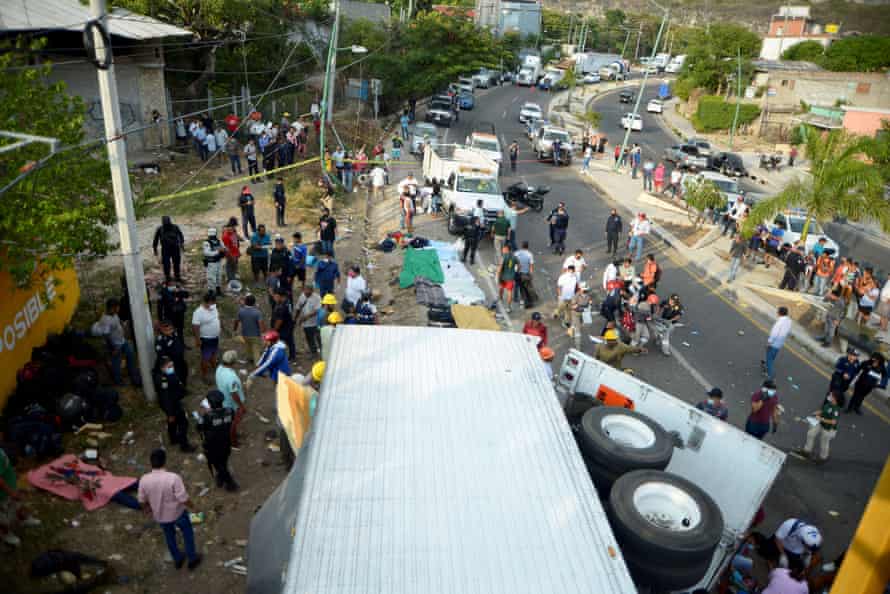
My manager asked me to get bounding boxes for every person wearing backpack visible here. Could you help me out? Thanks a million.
[152,216,185,282]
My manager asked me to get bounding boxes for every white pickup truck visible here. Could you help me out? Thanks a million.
[556,350,786,592]
[422,144,505,235]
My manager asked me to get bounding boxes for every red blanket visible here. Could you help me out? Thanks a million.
[27,454,137,511]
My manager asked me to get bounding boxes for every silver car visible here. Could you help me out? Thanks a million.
[533,126,573,164]
[410,122,439,154]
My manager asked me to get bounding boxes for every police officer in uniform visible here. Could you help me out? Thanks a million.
[202,227,226,296]
[198,390,238,492]
[153,356,196,452]
[155,319,188,386]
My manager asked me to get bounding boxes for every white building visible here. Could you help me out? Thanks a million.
[759,6,837,61]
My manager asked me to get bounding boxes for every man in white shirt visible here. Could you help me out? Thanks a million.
[773,518,822,569]
[397,173,418,198]
[669,167,682,198]
[563,249,587,277]
[602,260,619,290]
[628,213,651,262]
[192,292,222,383]
[723,196,748,236]
[249,119,265,138]
[370,166,386,200]
[555,265,579,326]
[762,306,791,380]
[344,265,368,308]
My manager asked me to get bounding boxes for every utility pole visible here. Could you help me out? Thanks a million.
[621,29,632,58]
[616,5,668,172]
[729,47,743,149]
[634,23,643,61]
[89,0,156,401]
[326,0,341,124]
[319,1,337,173]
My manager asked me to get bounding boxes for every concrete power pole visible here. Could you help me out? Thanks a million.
[326,0,341,124]
[88,0,156,401]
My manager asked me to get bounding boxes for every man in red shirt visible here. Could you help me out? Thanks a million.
[221,217,241,283]
[224,114,239,134]
[522,311,548,347]
[745,380,780,439]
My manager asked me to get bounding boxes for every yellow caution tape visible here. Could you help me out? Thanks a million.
[144,156,321,205]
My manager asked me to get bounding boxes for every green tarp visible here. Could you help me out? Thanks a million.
[399,247,444,288]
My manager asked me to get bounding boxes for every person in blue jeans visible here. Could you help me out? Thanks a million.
[92,298,141,386]
[137,449,202,571]
[762,306,791,380]
[400,111,410,140]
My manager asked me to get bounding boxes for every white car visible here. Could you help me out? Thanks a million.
[646,99,663,114]
[519,102,543,123]
[771,211,840,256]
[456,77,475,94]
[582,73,601,84]
[621,113,643,131]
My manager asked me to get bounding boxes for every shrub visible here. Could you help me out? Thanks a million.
[694,95,761,132]
[674,77,695,101]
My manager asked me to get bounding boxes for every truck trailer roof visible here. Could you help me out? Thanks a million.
[248,326,636,594]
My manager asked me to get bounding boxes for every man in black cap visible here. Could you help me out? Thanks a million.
[154,320,188,386]
[152,216,185,282]
[829,347,860,406]
[153,356,195,452]
[696,387,728,421]
[197,390,238,492]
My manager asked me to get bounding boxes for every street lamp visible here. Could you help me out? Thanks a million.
[614,0,669,173]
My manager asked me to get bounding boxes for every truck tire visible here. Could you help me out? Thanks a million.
[624,553,713,591]
[577,407,673,475]
[447,209,459,235]
[608,470,723,566]
[564,391,601,428]
[580,452,619,494]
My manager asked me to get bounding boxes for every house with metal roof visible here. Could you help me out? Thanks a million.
[0,0,192,154]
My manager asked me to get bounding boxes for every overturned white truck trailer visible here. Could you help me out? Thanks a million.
[247,328,784,593]
[248,326,636,593]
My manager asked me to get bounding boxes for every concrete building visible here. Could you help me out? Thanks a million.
[0,0,191,155]
[475,0,541,38]
[759,6,838,61]
[340,0,390,25]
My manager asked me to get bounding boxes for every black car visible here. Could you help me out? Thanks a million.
[619,90,635,103]
[711,151,748,177]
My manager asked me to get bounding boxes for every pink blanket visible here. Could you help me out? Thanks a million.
[27,454,137,511]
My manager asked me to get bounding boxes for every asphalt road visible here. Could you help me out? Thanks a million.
[429,81,890,565]
[591,81,890,274]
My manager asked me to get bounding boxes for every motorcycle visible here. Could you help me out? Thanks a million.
[758,153,783,172]
[503,181,549,212]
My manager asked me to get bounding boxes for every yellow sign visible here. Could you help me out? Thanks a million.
[0,266,80,410]
[826,23,839,34]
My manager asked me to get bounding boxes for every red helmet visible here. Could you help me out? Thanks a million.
[263,330,279,342]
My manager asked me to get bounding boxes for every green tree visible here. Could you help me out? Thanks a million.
[781,40,825,62]
[679,24,760,95]
[0,48,114,287]
[746,126,890,241]
[865,120,890,185]
[818,35,890,72]
[683,178,725,227]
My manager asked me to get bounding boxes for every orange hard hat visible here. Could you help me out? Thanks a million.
[539,346,555,361]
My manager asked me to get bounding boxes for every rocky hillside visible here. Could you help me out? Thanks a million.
[544,0,890,36]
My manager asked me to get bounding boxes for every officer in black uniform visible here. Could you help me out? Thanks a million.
[153,356,196,452]
[155,319,188,386]
[198,390,238,492]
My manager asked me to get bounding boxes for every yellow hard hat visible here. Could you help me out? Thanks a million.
[311,361,326,382]
[321,293,337,306]
[604,329,619,341]
[327,311,344,325]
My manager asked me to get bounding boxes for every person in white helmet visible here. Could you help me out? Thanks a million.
[202,227,226,296]
[773,518,822,571]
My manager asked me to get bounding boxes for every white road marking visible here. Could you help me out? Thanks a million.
[502,109,507,119]
[669,343,714,391]
[511,96,519,104]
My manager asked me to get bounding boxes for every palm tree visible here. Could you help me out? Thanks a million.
[746,126,890,242]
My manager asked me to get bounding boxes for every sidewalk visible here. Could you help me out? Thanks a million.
[546,90,888,396]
